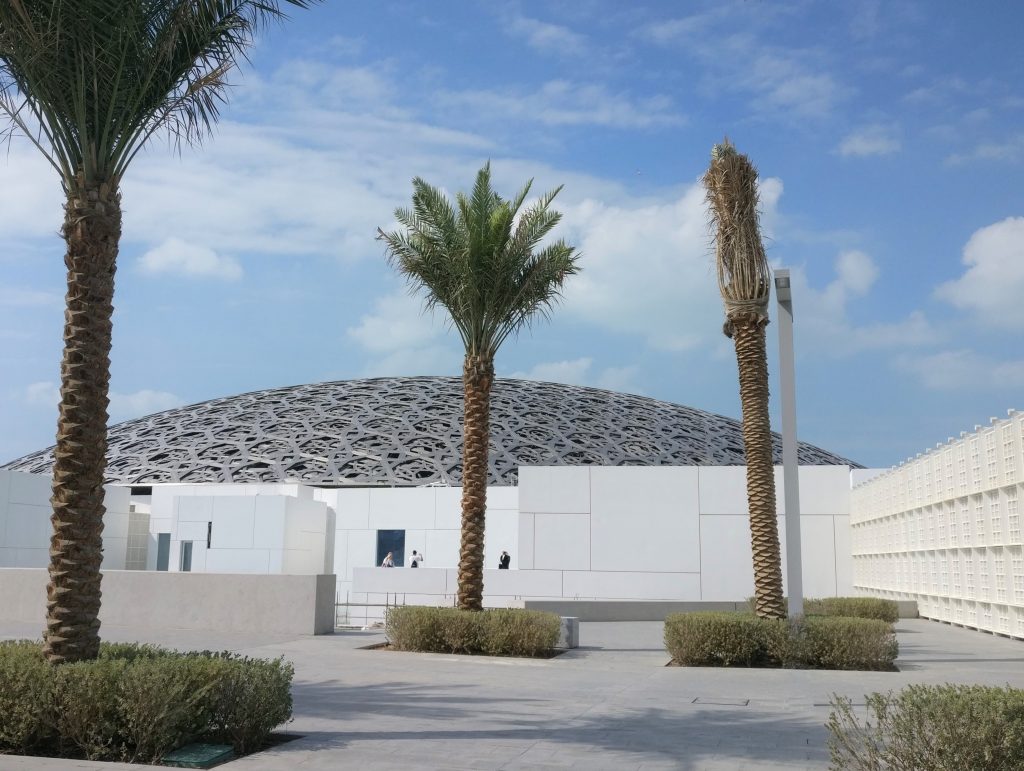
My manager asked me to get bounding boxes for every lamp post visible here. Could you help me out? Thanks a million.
[775,269,803,617]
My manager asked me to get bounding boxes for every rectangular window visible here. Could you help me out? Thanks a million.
[376,529,406,567]
[156,533,171,572]
[180,541,193,572]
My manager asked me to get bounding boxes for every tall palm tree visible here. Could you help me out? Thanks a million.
[379,163,579,611]
[0,0,318,664]
[703,139,785,620]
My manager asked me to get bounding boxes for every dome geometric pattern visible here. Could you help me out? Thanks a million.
[2,377,859,486]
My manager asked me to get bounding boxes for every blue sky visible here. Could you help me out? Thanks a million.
[2,0,1022,469]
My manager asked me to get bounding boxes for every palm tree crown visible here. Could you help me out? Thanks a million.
[0,0,315,188]
[380,162,579,359]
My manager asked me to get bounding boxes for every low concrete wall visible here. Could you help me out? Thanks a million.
[524,600,749,621]
[524,599,919,621]
[0,569,335,636]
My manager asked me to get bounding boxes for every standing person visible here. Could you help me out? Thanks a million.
[381,552,395,568]
[498,551,511,569]
[410,550,424,568]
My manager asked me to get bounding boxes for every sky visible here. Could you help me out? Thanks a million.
[1,0,1022,470]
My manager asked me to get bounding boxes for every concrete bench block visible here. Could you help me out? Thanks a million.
[557,616,579,649]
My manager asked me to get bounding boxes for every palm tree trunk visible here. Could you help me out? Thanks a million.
[457,353,493,611]
[731,315,786,620]
[43,176,121,664]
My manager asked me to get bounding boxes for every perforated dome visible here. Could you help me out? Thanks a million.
[2,376,858,485]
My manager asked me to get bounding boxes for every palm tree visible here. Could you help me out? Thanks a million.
[0,0,318,664]
[379,163,579,611]
[703,139,785,619]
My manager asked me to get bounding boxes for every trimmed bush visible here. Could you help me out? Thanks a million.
[664,613,898,670]
[806,597,899,624]
[828,685,1024,770]
[747,596,900,623]
[0,640,293,763]
[385,606,560,657]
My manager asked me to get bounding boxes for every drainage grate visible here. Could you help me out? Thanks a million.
[692,697,750,706]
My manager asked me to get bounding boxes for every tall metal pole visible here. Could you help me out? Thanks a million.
[774,269,803,617]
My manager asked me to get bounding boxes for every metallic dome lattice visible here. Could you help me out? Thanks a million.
[2,377,859,485]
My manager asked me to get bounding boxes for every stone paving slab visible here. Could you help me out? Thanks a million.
[2,619,1023,770]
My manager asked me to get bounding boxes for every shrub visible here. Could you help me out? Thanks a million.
[664,612,784,667]
[0,641,293,763]
[385,606,559,657]
[806,597,899,624]
[0,642,53,753]
[798,617,897,671]
[664,613,898,670]
[827,685,1024,770]
[747,596,900,623]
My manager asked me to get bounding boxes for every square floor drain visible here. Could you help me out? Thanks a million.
[163,743,234,769]
[692,697,750,706]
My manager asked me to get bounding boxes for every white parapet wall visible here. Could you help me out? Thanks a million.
[0,470,131,570]
[852,410,1024,639]
[0,568,336,635]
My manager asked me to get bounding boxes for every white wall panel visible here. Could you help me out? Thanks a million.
[483,568,562,597]
[518,513,535,569]
[253,497,287,549]
[4,504,50,549]
[177,496,213,523]
[346,529,378,580]
[699,515,756,601]
[533,513,590,571]
[518,466,590,514]
[434,488,461,528]
[563,570,701,601]
[330,488,371,530]
[796,466,851,516]
[485,508,520,570]
[202,548,270,573]
[590,467,700,572]
[424,529,460,569]
[368,488,435,529]
[209,497,256,549]
[8,471,50,505]
[833,516,853,594]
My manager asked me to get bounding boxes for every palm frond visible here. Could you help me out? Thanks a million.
[379,164,580,359]
[0,0,320,187]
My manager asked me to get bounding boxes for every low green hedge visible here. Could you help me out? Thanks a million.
[805,597,899,624]
[664,612,897,670]
[746,596,900,623]
[385,606,560,657]
[828,685,1024,770]
[0,640,293,763]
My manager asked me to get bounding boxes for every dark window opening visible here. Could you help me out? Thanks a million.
[376,530,405,567]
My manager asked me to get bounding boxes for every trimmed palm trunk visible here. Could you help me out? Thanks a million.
[458,354,494,610]
[705,140,785,620]
[730,315,785,619]
[44,177,120,663]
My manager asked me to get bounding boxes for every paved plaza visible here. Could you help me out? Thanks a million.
[3,618,1024,770]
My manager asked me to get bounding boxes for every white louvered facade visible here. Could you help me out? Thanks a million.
[852,410,1024,639]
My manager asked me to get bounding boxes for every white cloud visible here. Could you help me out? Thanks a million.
[438,81,684,129]
[556,179,780,351]
[347,291,448,354]
[109,390,184,421]
[507,14,586,55]
[24,381,59,407]
[786,251,935,355]
[510,358,645,394]
[512,357,593,385]
[138,238,243,281]
[838,124,901,157]
[935,217,1024,329]
[946,134,1024,165]
[0,287,61,307]
[346,290,460,376]
[896,350,1024,390]
[22,382,183,421]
